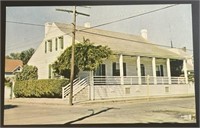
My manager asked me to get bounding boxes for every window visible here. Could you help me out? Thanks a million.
[156,65,164,76]
[59,36,64,49]
[48,64,52,79]
[125,87,130,94]
[45,41,47,53]
[95,64,106,76]
[141,64,145,76]
[112,62,126,76]
[55,38,58,51]
[48,40,52,52]
[165,86,169,93]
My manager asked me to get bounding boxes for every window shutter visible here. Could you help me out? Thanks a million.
[113,62,116,76]
[102,64,106,76]
[160,65,164,76]
[123,63,126,76]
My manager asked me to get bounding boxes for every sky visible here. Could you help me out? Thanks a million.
[5,4,193,55]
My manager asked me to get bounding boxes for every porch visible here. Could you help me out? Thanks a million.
[93,76,186,85]
[87,76,194,101]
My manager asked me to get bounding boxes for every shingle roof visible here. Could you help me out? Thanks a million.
[53,22,187,59]
[5,59,23,73]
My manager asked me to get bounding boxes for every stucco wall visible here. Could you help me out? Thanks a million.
[92,84,195,100]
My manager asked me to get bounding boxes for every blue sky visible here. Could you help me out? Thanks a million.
[6,4,193,55]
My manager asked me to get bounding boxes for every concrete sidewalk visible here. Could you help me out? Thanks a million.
[4,94,195,105]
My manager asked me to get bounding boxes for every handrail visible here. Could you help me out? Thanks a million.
[62,77,89,99]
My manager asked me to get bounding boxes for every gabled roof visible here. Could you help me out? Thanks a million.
[5,59,23,73]
[53,22,188,59]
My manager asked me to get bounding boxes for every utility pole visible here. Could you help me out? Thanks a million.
[56,6,89,106]
[69,6,76,106]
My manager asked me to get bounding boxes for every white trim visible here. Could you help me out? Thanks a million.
[166,58,171,84]
[119,54,124,85]
[183,59,188,84]
[152,57,157,85]
[137,56,141,85]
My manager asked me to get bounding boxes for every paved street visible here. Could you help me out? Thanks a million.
[4,97,196,125]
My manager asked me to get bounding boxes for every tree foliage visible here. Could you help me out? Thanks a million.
[6,48,35,65]
[52,38,112,78]
[15,65,38,81]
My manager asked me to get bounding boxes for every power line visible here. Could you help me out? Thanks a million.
[6,21,44,27]
[6,4,179,34]
[77,4,179,32]
[6,4,193,52]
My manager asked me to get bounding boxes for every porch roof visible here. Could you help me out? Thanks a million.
[54,22,187,60]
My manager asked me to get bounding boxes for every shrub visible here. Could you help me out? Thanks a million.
[14,79,69,98]
[15,65,38,81]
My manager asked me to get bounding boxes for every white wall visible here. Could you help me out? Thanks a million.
[4,86,11,99]
[93,84,195,100]
[28,23,76,79]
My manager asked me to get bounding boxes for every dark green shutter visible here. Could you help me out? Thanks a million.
[113,62,116,76]
[123,63,126,76]
[160,65,164,76]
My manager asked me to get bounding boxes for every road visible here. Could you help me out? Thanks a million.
[4,97,196,125]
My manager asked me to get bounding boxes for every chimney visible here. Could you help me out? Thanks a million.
[140,29,148,40]
[45,22,52,36]
[84,22,91,28]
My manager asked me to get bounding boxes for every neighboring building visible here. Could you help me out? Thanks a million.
[5,59,23,78]
[28,22,194,101]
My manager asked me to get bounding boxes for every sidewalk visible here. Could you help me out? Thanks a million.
[5,98,69,105]
[4,94,195,105]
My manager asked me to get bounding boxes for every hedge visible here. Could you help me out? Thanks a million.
[14,79,69,98]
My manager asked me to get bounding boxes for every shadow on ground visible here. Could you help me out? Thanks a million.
[64,107,120,124]
[4,104,18,110]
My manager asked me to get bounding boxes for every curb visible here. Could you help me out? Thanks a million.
[5,94,195,106]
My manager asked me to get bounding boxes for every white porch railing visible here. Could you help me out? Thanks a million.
[93,76,186,85]
[62,77,89,99]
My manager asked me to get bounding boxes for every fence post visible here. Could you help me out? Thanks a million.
[90,71,94,101]
[146,75,150,100]
[10,77,15,99]
[62,87,64,99]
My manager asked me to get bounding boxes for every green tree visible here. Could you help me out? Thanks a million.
[15,65,38,81]
[6,52,21,60]
[19,48,35,65]
[52,38,112,78]
[6,48,35,65]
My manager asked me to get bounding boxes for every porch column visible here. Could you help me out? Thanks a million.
[152,57,157,85]
[137,56,141,85]
[119,54,124,85]
[183,59,188,84]
[166,58,171,84]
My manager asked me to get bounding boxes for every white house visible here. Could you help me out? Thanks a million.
[5,59,23,78]
[5,59,23,99]
[28,22,194,101]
